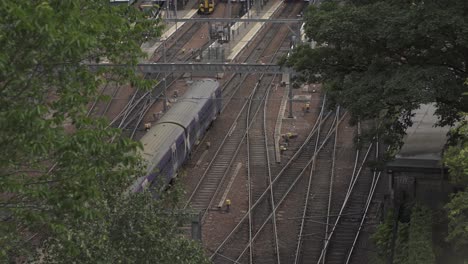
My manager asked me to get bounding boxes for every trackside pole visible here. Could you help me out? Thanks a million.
[191,212,202,241]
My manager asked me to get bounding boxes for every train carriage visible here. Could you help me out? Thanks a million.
[198,0,215,14]
[132,79,221,192]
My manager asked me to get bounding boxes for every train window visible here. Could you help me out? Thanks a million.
[157,151,170,169]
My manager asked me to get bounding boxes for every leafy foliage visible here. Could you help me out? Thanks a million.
[287,0,468,261]
[0,0,207,262]
[285,0,468,146]
[40,191,210,263]
[445,121,468,185]
[445,190,468,253]
[444,119,468,253]
[372,209,410,264]
[372,204,435,264]
[393,222,409,264]
[407,204,436,264]
[372,209,394,262]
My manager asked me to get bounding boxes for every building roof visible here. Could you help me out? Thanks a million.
[387,103,451,172]
[397,103,450,160]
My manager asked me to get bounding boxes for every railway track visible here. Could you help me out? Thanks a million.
[184,0,304,223]
[317,140,381,264]
[244,4,306,262]
[292,107,341,264]
[119,1,304,141]
[131,2,384,263]
[183,70,274,223]
[219,1,305,108]
[209,96,342,262]
[282,120,381,264]
[106,18,207,138]
[175,2,307,263]
[115,1,243,139]
[209,105,384,264]
[246,76,280,264]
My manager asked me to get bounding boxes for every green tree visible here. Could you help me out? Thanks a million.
[393,222,409,264]
[291,2,468,261]
[444,120,468,254]
[445,121,468,185]
[444,189,468,254]
[372,210,410,264]
[407,204,436,264]
[372,210,394,263]
[0,0,206,262]
[372,205,436,264]
[285,0,468,147]
[40,191,210,263]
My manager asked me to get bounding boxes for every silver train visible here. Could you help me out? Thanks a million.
[131,79,222,192]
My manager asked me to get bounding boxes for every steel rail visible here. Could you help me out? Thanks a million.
[293,106,339,264]
[246,81,255,264]
[293,97,327,264]
[244,27,294,264]
[130,98,153,138]
[201,77,273,223]
[323,106,340,264]
[209,101,342,259]
[246,77,277,263]
[210,104,330,260]
[106,18,203,132]
[183,88,251,205]
[119,93,150,129]
[185,0,302,226]
[344,142,384,264]
[344,178,380,263]
[87,82,111,117]
[263,86,281,264]
[127,30,216,130]
[107,89,141,128]
[316,141,374,263]
[183,78,265,222]
[224,111,349,262]
[240,4,304,260]
[101,83,122,117]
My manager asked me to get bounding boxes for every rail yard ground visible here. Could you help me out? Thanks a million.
[88,1,387,263]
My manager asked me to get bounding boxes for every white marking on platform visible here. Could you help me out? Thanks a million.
[141,9,198,59]
[218,162,243,208]
[227,1,284,61]
[196,150,209,167]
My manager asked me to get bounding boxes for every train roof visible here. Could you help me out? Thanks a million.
[157,79,219,128]
[132,79,219,191]
[139,79,219,171]
[140,123,184,173]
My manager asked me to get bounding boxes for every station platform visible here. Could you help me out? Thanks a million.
[141,0,285,62]
[226,0,283,61]
[140,0,199,60]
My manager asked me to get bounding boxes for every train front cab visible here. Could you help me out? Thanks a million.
[147,134,187,192]
[198,0,214,14]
